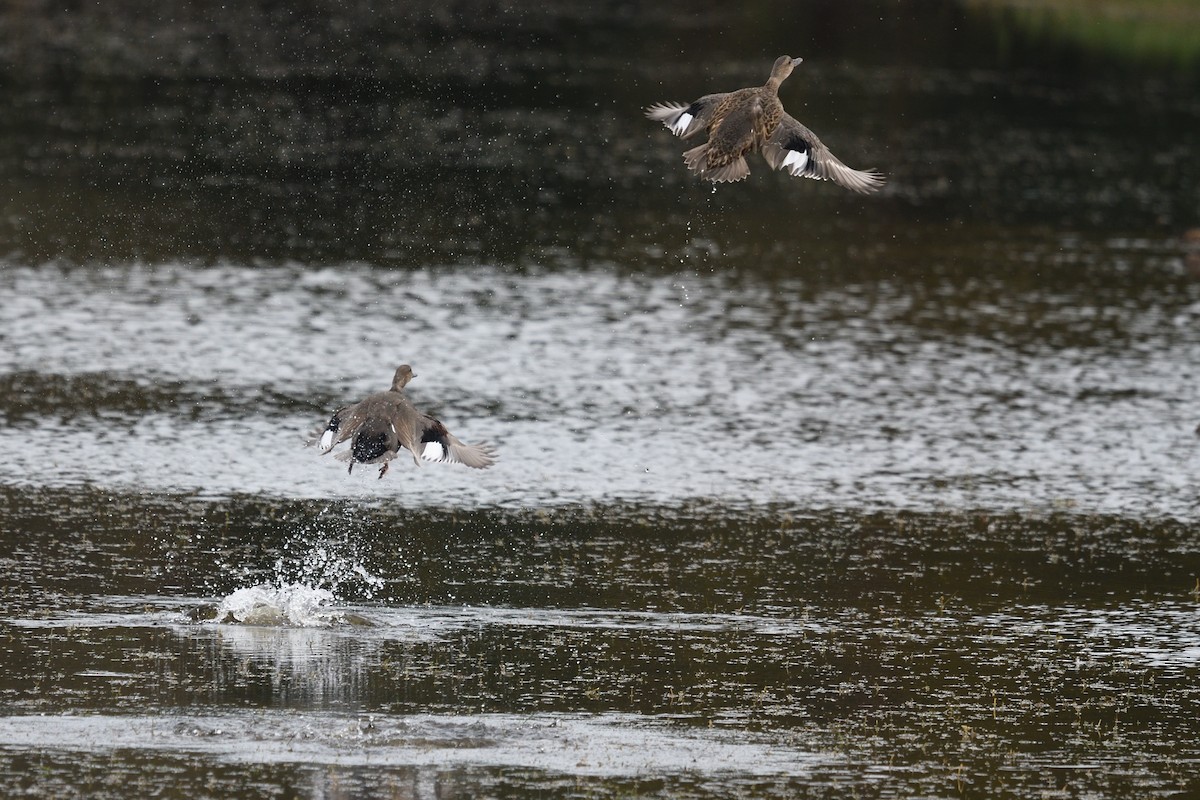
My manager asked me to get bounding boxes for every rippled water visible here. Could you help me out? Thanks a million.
[2,0,1200,797]
[3,487,1199,796]
[2,255,1198,515]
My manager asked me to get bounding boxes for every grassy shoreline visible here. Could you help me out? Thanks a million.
[968,0,1200,66]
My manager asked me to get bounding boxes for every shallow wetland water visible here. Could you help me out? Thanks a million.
[2,1,1199,797]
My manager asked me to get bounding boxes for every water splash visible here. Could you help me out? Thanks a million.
[212,501,387,627]
[273,542,385,600]
[215,583,344,627]
[273,502,386,597]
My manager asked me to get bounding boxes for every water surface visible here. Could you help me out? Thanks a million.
[2,1,1199,797]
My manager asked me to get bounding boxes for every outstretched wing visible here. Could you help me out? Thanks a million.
[644,93,727,139]
[420,415,498,469]
[308,405,350,452]
[763,114,885,194]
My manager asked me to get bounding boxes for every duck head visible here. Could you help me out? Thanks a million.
[391,364,415,391]
[769,55,803,84]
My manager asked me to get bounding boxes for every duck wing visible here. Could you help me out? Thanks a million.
[419,415,498,469]
[644,92,727,139]
[310,404,352,452]
[763,113,885,194]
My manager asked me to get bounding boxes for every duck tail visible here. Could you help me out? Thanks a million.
[707,157,750,183]
[683,144,750,183]
[686,145,748,184]
[683,143,709,173]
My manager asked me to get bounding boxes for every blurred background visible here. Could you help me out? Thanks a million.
[2,0,1198,267]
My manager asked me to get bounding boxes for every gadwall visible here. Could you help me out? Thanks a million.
[645,56,884,192]
[311,365,497,478]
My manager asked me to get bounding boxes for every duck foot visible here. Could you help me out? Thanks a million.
[378,463,389,479]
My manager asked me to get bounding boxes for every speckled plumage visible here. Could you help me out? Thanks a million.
[645,56,885,192]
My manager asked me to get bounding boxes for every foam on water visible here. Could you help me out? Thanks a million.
[215,583,346,627]
[207,500,389,627]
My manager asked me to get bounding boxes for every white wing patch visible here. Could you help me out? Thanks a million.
[422,441,446,461]
[319,429,335,452]
[670,112,693,136]
[781,149,810,175]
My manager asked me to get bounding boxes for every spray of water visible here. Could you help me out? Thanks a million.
[213,501,386,627]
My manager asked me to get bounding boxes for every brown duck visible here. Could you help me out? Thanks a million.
[311,365,497,478]
[645,56,884,192]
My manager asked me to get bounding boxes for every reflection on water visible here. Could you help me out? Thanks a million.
[0,479,1198,797]
[0,711,826,778]
[1,567,1199,796]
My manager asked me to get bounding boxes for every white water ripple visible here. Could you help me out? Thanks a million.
[1,262,1198,516]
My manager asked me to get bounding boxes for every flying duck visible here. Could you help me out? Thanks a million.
[645,55,884,192]
[311,365,497,479]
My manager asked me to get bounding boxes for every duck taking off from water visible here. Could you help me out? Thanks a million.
[644,56,884,192]
[310,365,497,479]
